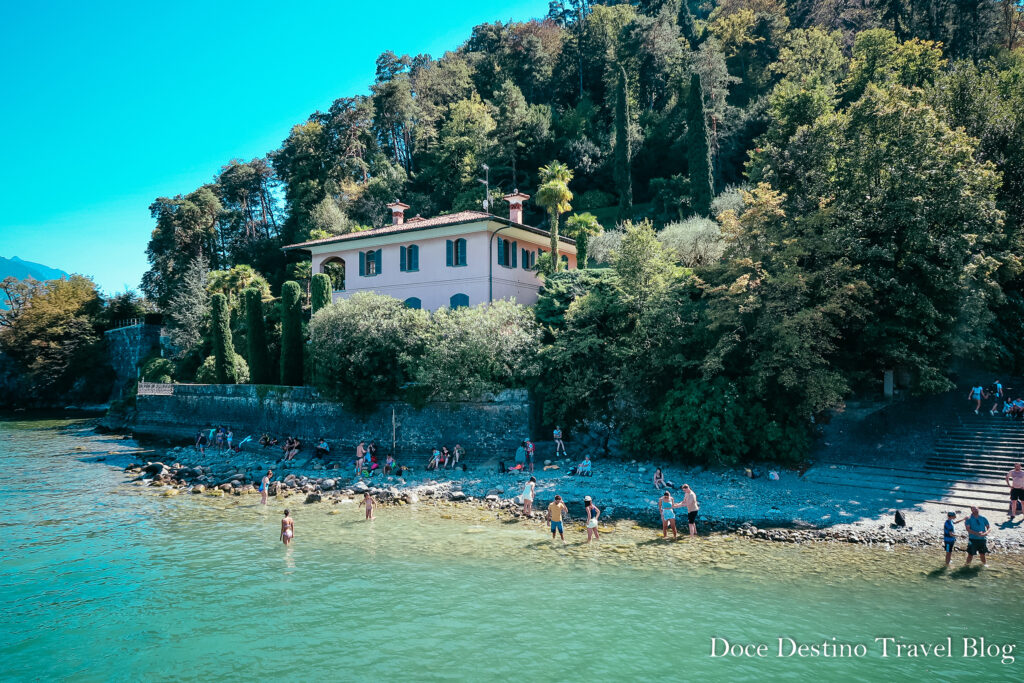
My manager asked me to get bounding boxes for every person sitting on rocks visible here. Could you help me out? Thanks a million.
[314,438,330,459]
[427,447,442,471]
[1008,398,1024,420]
[260,433,278,448]
[285,437,302,462]
[653,467,676,490]
[384,453,396,475]
[441,446,453,469]
[569,455,592,477]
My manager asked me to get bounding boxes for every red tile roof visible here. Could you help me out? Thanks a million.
[282,211,575,250]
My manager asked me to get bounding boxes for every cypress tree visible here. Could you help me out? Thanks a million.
[279,281,304,386]
[614,65,633,222]
[687,72,713,217]
[678,0,698,47]
[244,288,271,384]
[211,293,234,384]
[310,273,331,315]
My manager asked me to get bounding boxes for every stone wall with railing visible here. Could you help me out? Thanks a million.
[133,383,532,458]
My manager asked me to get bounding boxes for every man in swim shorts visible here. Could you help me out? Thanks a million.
[548,495,568,542]
[1007,463,1024,519]
[964,506,990,566]
[680,484,699,537]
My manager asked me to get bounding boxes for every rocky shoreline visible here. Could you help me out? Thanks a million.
[122,444,1024,555]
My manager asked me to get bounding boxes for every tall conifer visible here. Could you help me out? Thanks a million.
[244,287,271,384]
[687,72,713,217]
[280,281,304,386]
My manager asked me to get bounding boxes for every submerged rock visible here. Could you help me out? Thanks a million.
[305,493,322,504]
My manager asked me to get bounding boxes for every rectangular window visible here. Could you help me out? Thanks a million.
[361,249,381,276]
[401,245,419,272]
[497,238,515,268]
[447,239,467,267]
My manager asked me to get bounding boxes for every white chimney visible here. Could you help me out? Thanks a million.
[386,201,410,225]
[504,190,530,224]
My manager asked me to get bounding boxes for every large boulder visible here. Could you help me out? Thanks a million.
[305,493,322,504]
[191,485,206,494]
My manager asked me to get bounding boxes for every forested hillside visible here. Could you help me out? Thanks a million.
[7,0,1018,458]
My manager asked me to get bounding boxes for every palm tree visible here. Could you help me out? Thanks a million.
[564,212,603,268]
[536,160,574,274]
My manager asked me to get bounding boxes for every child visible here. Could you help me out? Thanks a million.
[943,511,963,566]
[363,492,376,521]
[384,453,395,475]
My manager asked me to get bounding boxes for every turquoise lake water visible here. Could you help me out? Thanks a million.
[1,417,1022,682]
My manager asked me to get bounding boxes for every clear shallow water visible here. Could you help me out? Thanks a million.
[1,417,1022,682]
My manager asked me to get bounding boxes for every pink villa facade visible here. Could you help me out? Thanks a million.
[283,193,577,311]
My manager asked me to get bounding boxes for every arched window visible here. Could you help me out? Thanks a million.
[400,244,419,272]
[321,257,345,291]
[404,297,422,309]
[446,238,467,267]
[449,293,469,308]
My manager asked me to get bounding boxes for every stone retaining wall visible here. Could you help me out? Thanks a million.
[134,384,532,457]
[104,324,163,396]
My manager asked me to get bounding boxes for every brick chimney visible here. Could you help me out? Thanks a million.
[504,190,530,224]
[386,201,410,225]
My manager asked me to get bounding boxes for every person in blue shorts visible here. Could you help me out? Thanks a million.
[942,511,965,566]
[548,495,568,543]
[964,506,991,566]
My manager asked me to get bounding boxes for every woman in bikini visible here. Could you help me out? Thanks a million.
[363,492,376,520]
[584,496,601,543]
[281,509,294,545]
[659,490,682,539]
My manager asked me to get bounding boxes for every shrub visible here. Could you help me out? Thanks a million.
[310,273,332,315]
[140,357,174,383]
[416,300,541,400]
[196,353,249,384]
[308,293,428,408]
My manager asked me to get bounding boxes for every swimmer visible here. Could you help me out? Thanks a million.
[523,476,537,516]
[260,469,273,505]
[584,496,600,543]
[363,492,376,520]
[281,509,294,545]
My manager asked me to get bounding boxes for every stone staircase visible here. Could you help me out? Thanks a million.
[803,408,1020,515]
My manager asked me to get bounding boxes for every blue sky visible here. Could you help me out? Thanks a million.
[0,0,550,295]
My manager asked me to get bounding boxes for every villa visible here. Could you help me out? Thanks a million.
[282,192,577,310]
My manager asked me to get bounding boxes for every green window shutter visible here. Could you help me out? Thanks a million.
[511,241,518,268]
[376,249,383,274]
[459,239,466,265]
[497,238,505,266]
[411,245,419,270]
[400,246,407,272]
[446,240,453,267]
[359,251,365,276]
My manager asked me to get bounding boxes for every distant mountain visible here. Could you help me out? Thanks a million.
[0,256,69,282]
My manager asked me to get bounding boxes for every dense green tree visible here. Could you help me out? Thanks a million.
[613,66,633,221]
[279,281,304,386]
[165,253,209,358]
[310,273,332,315]
[210,293,235,384]
[244,287,271,384]
[686,73,714,217]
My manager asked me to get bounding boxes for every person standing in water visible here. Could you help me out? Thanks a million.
[281,509,294,545]
[522,476,537,517]
[680,484,699,537]
[548,495,569,543]
[260,469,273,505]
[942,511,964,566]
[964,506,990,566]
[584,496,601,543]
[659,491,681,539]
[363,492,376,520]
[1006,463,1024,519]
